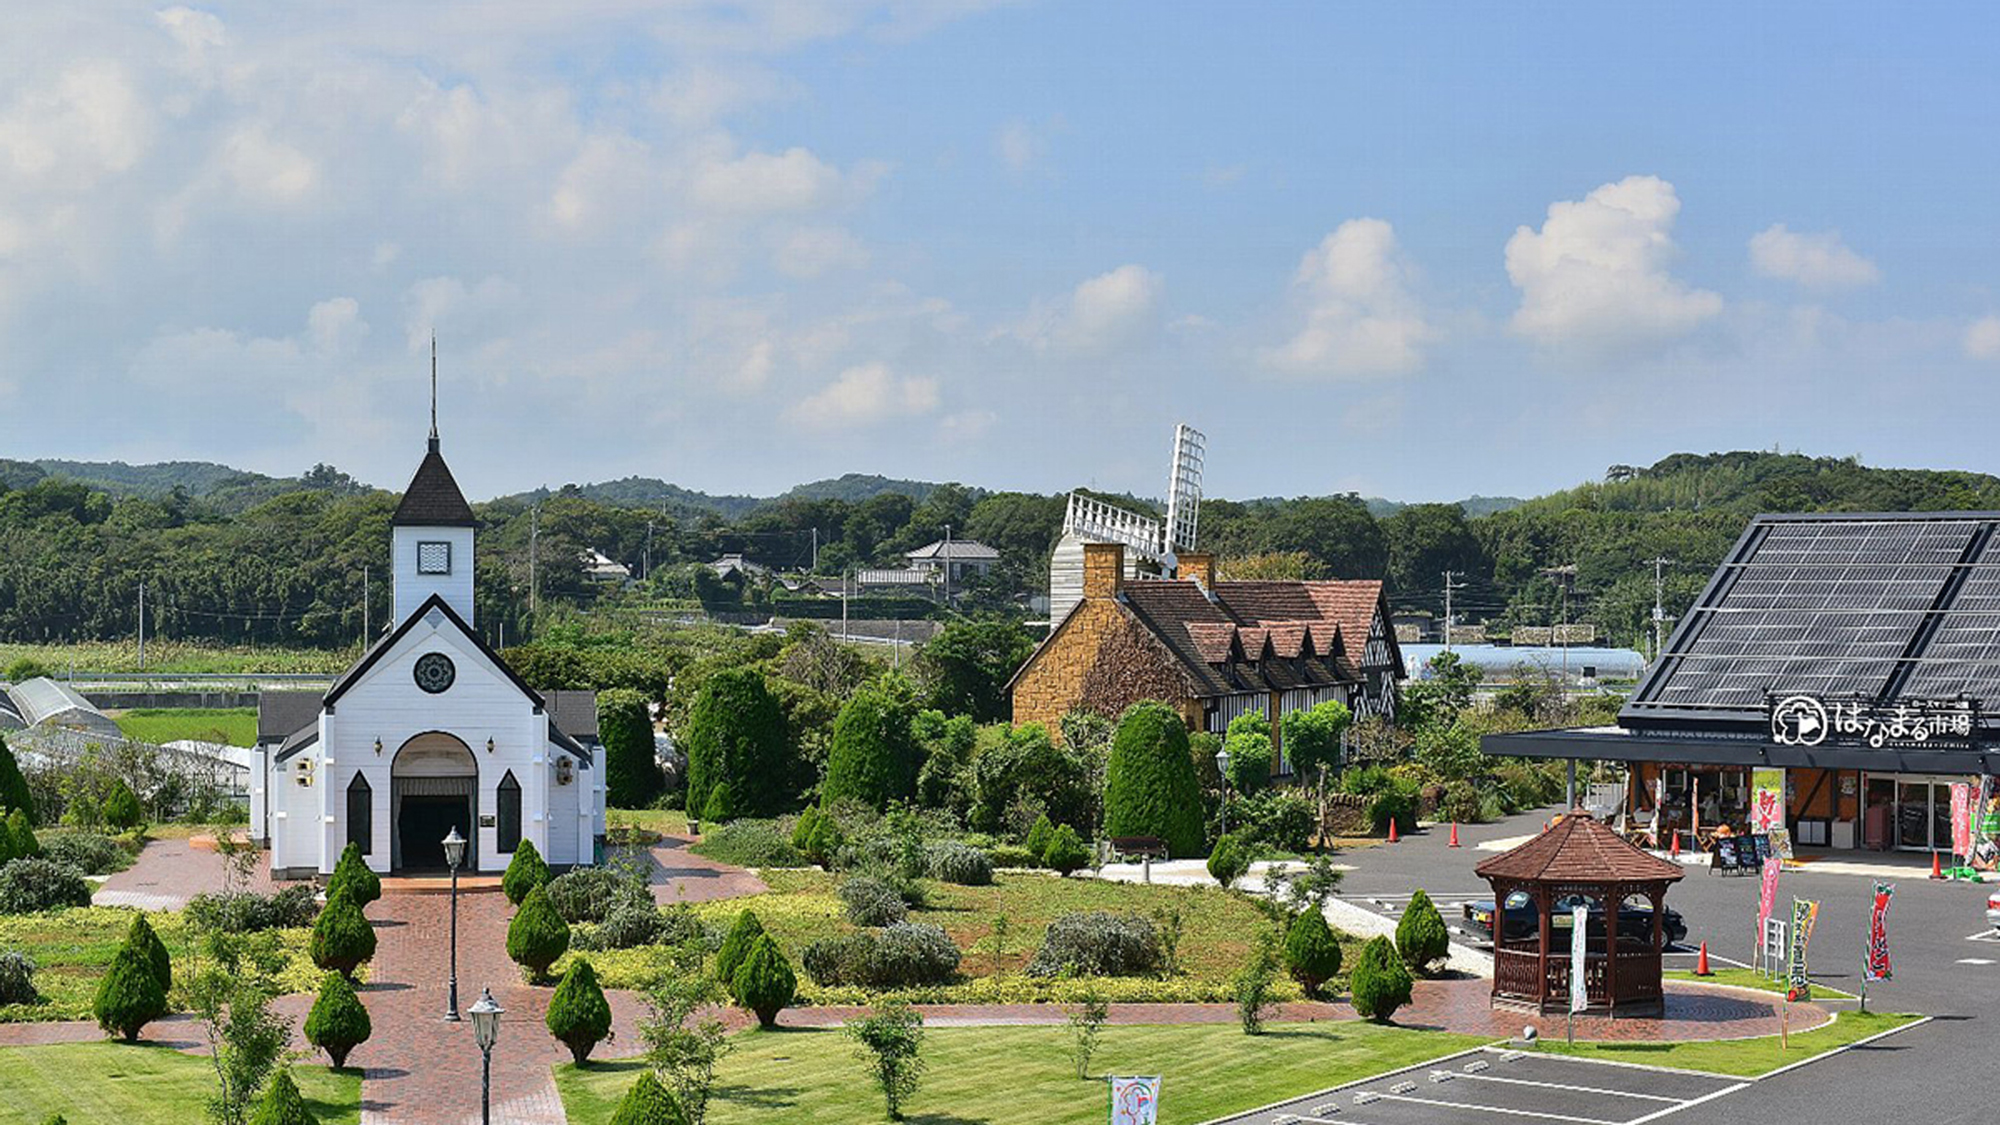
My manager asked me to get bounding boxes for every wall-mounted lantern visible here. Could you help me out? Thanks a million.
[486,737,496,754]
[374,738,384,756]
[295,758,316,787]
[555,757,574,786]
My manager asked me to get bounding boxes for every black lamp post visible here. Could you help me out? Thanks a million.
[1215,746,1232,836]
[469,987,503,1125]
[442,826,466,1022]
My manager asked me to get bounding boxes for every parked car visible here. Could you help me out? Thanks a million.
[1461,892,1688,948]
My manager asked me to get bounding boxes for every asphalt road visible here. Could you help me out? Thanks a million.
[1332,809,1991,1124]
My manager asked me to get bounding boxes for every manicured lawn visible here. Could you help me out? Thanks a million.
[1663,966,1859,1000]
[1540,1009,1921,1077]
[555,1021,1490,1125]
[569,868,1354,1004]
[111,707,259,748]
[0,907,323,1022]
[608,807,691,838]
[0,1041,360,1124]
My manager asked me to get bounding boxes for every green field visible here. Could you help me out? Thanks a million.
[568,867,1345,1005]
[111,708,259,748]
[554,1022,1489,1125]
[1540,1009,1920,1076]
[0,1042,360,1125]
[0,641,354,677]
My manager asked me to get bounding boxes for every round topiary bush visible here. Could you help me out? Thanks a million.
[1282,908,1343,999]
[309,888,377,979]
[0,857,91,914]
[0,950,39,1005]
[574,899,669,951]
[101,781,143,831]
[40,832,123,875]
[6,808,40,860]
[545,866,647,924]
[1395,889,1450,977]
[249,1068,318,1125]
[839,876,910,927]
[506,886,570,983]
[330,842,381,907]
[546,958,614,1064]
[1103,701,1207,858]
[926,841,993,886]
[714,909,765,986]
[1349,935,1414,1022]
[93,944,167,1041]
[1206,835,1249,890]
[304,971,372,1067]
[609,1071,688,1125]
[502,839,551,907]
[731,933,797,1029]
[1025,911,1161,978]
[126,912,172,995]
[1042,825,1090,877]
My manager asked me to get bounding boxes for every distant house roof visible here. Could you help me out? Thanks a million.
[1096,577,1398,699]
[582,549,631,580]
[907,539,999,562]
[391,441,477,527]
[1474,811,1684,884]
[257,691,322,745]
[709,554,768,579]
[856,567,934,587]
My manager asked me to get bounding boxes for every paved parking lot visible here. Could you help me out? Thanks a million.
[1212,1046,1747,1125]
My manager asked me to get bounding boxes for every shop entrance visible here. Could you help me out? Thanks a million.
[1865,773,1962,852]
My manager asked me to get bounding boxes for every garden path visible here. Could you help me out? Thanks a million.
[618,832,769,904]
[94,835,275,911]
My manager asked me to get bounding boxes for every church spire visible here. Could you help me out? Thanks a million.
[429,335,439,453]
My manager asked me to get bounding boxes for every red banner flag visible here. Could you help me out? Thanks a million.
[1865,882,1893,983]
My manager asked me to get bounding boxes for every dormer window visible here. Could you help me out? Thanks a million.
[418,541,452,575]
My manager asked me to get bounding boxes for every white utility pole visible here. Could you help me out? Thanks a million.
[1441,570,1466,653]
[810,527,819,573]
[1648,556,1676,662]
[529,504,540,620]
[942,523,952,607]
[1540,565,1579,704]
[136,581,146,670]
[363,566,370,644]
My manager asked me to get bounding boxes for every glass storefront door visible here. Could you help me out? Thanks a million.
[1882,775,1966,852]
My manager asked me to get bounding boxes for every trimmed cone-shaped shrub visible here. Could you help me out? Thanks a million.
[101,780,143,831]
[1207,835,1249,889]
[506,885,570,982]
[330,841,381,907]
[0,735,34,825]
[127,912,172,996]
[1042,824,1090,877]
[1103,701,1205,858]
[805,816,844,869]
[790,806,823,851]
[732,933,797,1029]
[821,679,922,810]
[304,971,372,1068]
[1349,935,1413,1022]
[1023,814,1054,864]
[310,887,377,979]
[7,808,39,859]
[502,838,550,906]
[609,1071,690,1125]
[93,944,167,1041]
[701,779,735,824]
[1395,889,1450,977]
[1282,908,1343,999]
[546,958,614,1065]
[714,909,764,987]
[249,1068,318,1125]
[601,687,663,808]
[683,667,789,821]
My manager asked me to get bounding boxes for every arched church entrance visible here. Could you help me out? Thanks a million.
[391,732,478,871]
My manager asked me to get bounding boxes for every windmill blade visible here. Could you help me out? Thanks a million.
[1164,423,1206,556]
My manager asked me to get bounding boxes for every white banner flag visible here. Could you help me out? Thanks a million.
[1110,1076,1160,1125]
[1570,904,1589,1014]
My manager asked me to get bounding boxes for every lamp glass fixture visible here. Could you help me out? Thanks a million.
[442,826,467,871]
[1214,748,1230,775]
[486,737,495,753]
[469,987,503,1050]
[374,738,383,755]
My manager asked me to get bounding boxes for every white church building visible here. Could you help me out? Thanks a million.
[254,426,606,878]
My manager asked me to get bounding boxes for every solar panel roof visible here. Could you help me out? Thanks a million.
[1623,512,2000,729]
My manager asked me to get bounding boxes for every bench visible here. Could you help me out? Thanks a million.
[1108,836,1168,861]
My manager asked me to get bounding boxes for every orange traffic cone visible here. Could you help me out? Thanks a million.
[1931,850,1944,880]
[1670,832,1680,859]
[1388,819,1400,844]
[1695,942,1713,976]
[1448,822,1461,848]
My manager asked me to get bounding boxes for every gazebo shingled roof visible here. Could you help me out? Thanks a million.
[1475,810,1685,885]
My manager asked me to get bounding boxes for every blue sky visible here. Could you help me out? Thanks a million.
[2,1,1998,504]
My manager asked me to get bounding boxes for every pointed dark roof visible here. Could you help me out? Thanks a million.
[1474,811,1685,884]
[391,440,477,527]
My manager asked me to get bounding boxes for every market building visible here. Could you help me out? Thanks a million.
[1485,512,2000,859]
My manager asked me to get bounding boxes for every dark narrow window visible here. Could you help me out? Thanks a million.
[346,773,372,855]
[497,770,522,854]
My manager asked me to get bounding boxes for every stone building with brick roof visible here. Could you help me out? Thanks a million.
[1009,543,1403,757]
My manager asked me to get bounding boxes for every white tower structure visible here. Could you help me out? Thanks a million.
[1047,424,1208,625]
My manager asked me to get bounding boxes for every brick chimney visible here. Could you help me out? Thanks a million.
[1082,542,1125,599]
[1179,552,1216,590]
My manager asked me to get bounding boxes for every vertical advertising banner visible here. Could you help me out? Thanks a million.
[1787,898,1820,1001]
[1756,856,1782,968]
[1751,768,1787,833]
[1110,1076,1160,1125]
[1570,904,1589,1013]
[1951,782,1973,857]
[1865,882,1894,983]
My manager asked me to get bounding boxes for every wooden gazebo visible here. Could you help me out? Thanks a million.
[1474,811,1684,1016]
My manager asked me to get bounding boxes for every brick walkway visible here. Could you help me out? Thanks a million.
[622,833,769,904]
[95,835,276,910]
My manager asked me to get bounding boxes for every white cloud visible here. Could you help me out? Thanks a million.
[0,61,151,191]
[788,362,939,428]
[403,276,521,351]
[1749,224,1879,289]
[550,133,652,232]
[688,147,881,215]
[1965,316,2000,361]
[1505,175,1722,354]
[1019,264,1163,355]
[220,127,317,204]
[307,297,365,354]
[995,120,1043,172]
[1260,218,1430,378]
[772,225,870,278]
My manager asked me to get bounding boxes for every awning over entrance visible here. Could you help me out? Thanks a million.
[1482,725,2000,775]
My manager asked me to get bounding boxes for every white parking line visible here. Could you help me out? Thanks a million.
[1373,1093,1620,1124]
[1623,1083,1751,1125]
[1963,928,2000,943]
[1441,1072,1683,1104]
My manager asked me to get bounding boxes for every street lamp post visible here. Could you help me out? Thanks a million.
[1215,747,1232,836]
[442,827,466,1022]
[469,987,503,1125]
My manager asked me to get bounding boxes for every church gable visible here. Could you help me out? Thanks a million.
[323,594,542,718]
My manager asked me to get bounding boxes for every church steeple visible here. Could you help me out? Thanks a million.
[428,335,439,453]
[391,347,476,626]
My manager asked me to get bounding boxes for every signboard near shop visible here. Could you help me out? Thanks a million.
[1768,694,1979,750]
[1751,768,1786,833]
